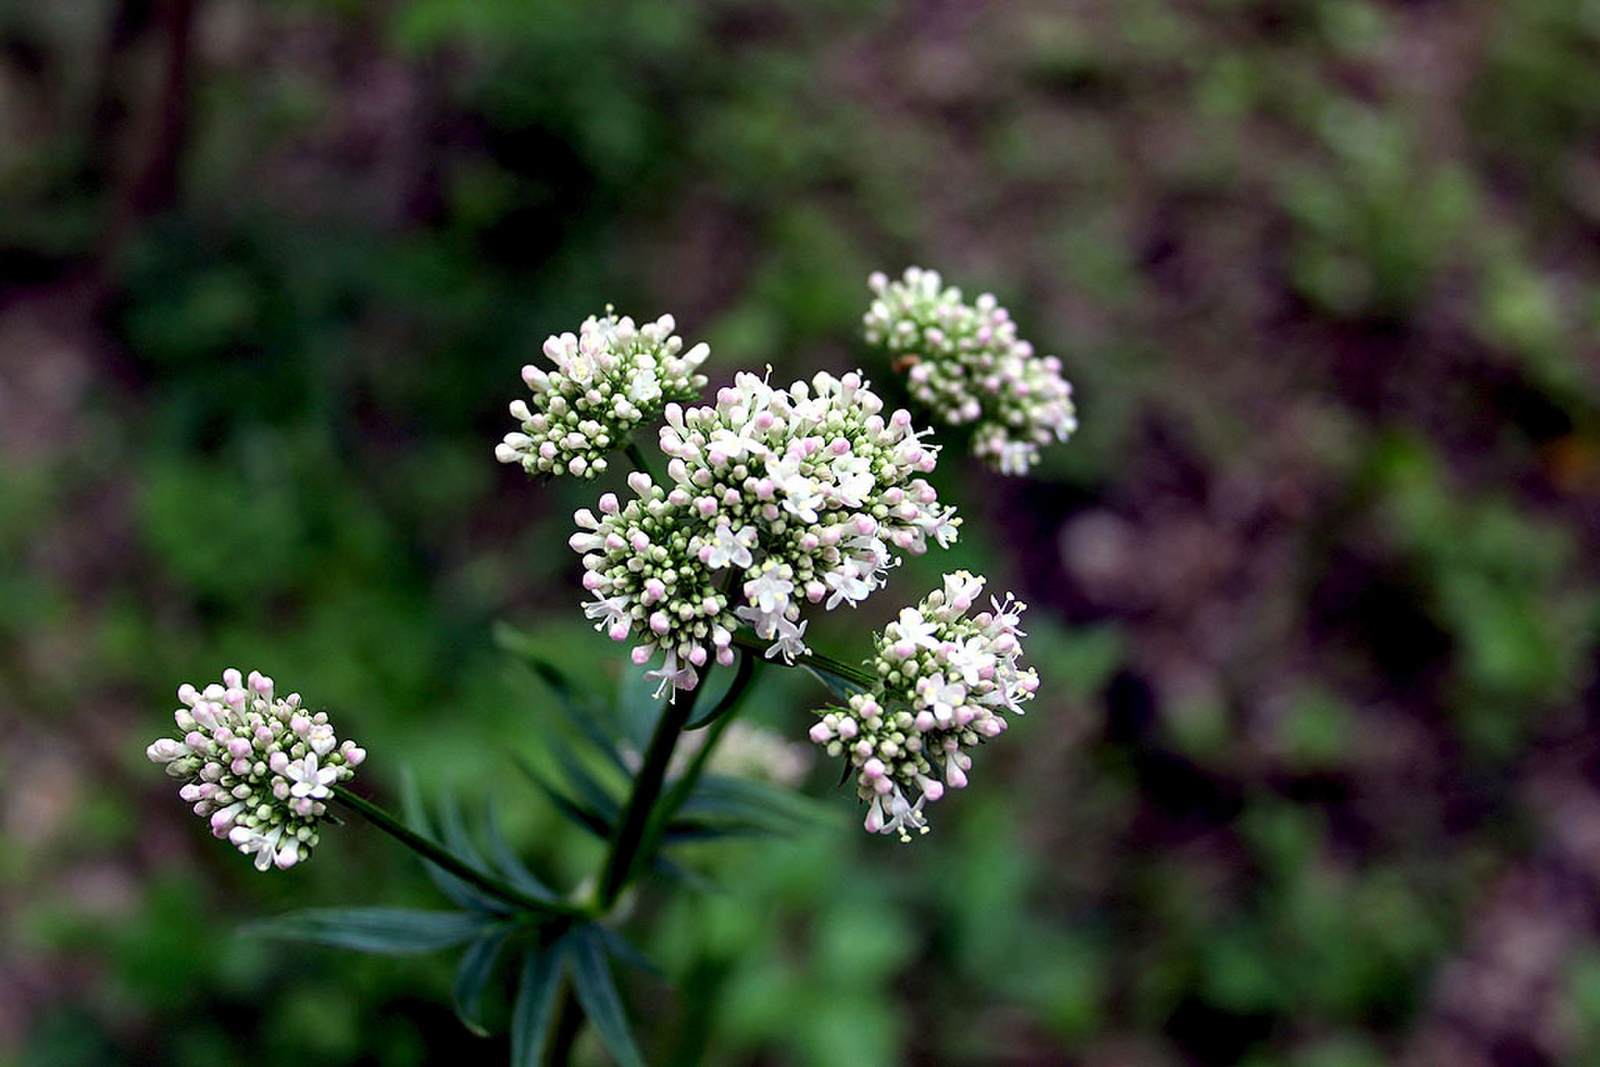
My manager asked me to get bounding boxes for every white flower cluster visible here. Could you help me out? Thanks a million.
[571,370,959,696]
[496,310,710,479]
[145,669,365,871]
[864,267,1077,475]
[808,572,1037,841]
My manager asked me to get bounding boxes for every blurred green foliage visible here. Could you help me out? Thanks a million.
[4,0,1599,1063]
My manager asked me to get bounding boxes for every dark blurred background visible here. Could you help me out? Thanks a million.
[3,0,1599,1064]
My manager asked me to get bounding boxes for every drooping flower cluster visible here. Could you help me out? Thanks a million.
[571,370,960,696]
[145,669,365,871]
[496,310,710,479]
[808,572,1037,841]
[864,267,1077,475]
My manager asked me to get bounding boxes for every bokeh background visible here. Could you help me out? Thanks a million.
[3,0,1600,1064]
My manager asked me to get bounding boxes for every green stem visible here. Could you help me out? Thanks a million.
[640,652,757,859]
[594,679,703,909]
[331,786,586,918]
[728,628,876,689]
[623,441,657,482]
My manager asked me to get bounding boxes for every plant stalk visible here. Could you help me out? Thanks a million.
[594,680,703,909]
[331,786,585,918]
[728,628,876,688]
[623,441,657,482]
[641,652,757,858]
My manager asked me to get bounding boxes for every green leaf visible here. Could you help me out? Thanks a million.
[242,908,493,954]
[650,853,716,894]
[438,784,490,872]
[804,661,870,702]
[541,733,623,823]
[453,928,510,1037]
[496,623,628,771]
[616,661,666,753]
[678,774,825,829]
[593,925,658,977]
[515,756,614,838]
[483,796,557,901]
[400,772,510,914]
[661,817,786,843]
[568,927,645,1067]
[511,940,567,1067]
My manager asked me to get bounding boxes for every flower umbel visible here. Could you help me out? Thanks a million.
[496,309,711,479]
[808,572,1038,841]
[146,669,365,870]
[571,370,960,693]
[865,267,1076,475]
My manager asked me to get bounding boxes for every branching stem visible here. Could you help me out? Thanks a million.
[727,628,876,689]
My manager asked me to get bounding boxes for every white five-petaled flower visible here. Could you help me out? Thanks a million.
[287,753,338,799]
[745,568,794,618]
[706,524,756,570]
[764,616,810,663]
[645,650,698,700]
[584,594,632,636]
[894,607,941,650]
[823,563,872,610]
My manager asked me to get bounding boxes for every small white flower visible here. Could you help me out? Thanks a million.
[892,608,941,650]
[584,593,632,634]
[764,616,810,663]
[706,424,765,464]
[942,571,984,611]
[945,636,996,687]
[646,650,698,699]
[916,672,968,725]
[706,524,756,570]
[823,563,872,610]
[744,568,794,618]
[628,365,660,404]
[287,753,338,799]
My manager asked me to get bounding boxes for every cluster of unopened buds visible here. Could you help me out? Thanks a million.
[572,368,959,696]
[145,669,364,870]
[808,572,1038,840]
[496,310,710,479]
[864,267,1077,475]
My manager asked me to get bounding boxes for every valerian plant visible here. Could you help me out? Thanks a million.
[146,270,1073,1065]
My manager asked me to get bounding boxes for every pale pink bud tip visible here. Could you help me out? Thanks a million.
[146,738,184,763]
